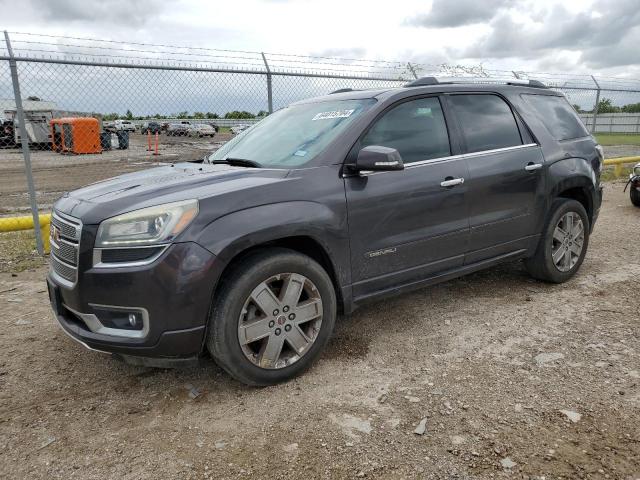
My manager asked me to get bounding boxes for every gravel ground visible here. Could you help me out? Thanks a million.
[0,182,639,480]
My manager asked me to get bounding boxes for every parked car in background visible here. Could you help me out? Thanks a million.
[105,120,136,133]
[167,123,190,136]
[47,78,603,386]
[230,124,251,135]
[141,121,162,134]
[190,124,216,138]
[625,162,640,207]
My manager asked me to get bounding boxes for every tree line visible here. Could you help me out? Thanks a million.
[573,99,640,114]
[102,110,269,121]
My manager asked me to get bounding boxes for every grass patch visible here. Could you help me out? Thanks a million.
[595,133,640,146]
[0,230,47,273]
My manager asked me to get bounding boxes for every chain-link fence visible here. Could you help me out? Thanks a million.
[2,31,640,255]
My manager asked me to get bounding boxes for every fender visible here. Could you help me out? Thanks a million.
[547,156,598,222]
[194,201,351,288]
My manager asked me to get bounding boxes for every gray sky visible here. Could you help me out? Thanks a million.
[1,0,638,76]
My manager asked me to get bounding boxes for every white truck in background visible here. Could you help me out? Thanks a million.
[104,119,136,133]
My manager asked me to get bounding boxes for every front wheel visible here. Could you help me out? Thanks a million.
[525,198,590,283]
[207,248,337,386]
[631,185,640,207]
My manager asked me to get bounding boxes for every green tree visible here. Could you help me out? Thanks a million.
[621,103,640,113]
[256,110,269,117]
[224,110,255,119]
[193,111,205,119]
[177,111,190,119]
[125,109,133,119]
[205,112,219,119]
[596,98,620,114]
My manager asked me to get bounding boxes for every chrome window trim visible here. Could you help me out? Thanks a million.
[346,143,539,178]
[63,303,150,339]
[92,244,170,268]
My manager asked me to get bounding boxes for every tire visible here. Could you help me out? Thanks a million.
[207,248,337,386]
[631,186,640,207]
[525,198,590,283]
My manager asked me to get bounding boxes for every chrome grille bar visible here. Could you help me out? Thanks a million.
[49,211,81,286]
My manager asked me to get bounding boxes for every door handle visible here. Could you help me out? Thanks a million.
[440,177,465,188]
[525,163,543,171]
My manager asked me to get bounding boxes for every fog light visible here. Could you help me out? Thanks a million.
[91,306,144,331]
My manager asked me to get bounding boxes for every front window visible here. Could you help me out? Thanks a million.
[360,96,451,163]
[208,99,375,168]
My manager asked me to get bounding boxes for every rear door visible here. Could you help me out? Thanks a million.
[445,93,546,263]
[345,96,470,298]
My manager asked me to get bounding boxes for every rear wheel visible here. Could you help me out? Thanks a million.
[525,198,589,283]
[207,248,336,386]
[631,186,640,207]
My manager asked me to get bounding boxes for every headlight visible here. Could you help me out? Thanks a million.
[96,199,198,247]
[634,164,640,176]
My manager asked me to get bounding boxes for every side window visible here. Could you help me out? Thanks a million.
[361,97,450,163]
[448,94,523,153]
[522,94,589,141]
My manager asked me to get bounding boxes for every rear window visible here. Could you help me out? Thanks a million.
[448,94,523,153]
[522,94,588,141]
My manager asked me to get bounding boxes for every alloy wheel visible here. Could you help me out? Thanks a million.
[551,212,584,272]
[237,273,323,369]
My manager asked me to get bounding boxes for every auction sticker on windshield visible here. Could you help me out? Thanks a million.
[312,109,355,121]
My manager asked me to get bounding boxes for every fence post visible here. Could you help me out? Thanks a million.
[407,62,418,80]
[590,75,601,135]
[4,30,44,255]
[261,52,273,114]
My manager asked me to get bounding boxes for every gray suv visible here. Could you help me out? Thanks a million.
[47,78,603,385]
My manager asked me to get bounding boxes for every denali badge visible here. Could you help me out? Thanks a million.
[366,247,397,258]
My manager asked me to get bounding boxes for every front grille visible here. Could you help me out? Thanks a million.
[50,238,77,266]
[50,211,81,285]
[51,213,80,241]
[50,255,77,283]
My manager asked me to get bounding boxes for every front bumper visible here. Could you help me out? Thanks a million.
[47,241,221,359]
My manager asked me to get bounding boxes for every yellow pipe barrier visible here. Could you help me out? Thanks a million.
[603,155,640,176]
[0,213,50,253]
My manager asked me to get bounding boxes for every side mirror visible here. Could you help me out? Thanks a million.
[354,145,404,172]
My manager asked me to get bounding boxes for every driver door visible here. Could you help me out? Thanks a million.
[344,96,470,299]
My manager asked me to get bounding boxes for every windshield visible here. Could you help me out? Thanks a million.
[208,99,375,168]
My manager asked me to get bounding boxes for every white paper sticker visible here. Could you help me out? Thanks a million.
[312,109,355,121]
[294,150,307,157]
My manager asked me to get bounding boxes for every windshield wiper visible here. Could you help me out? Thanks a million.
[212,157,261,168]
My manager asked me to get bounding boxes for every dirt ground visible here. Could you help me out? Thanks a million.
[0,182,639,480]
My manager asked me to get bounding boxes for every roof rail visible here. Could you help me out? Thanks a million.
[329,88,358,94]
[404,76,547,89]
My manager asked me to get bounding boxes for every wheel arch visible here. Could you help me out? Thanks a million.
[213,235,347,315]
[547,164,597,228]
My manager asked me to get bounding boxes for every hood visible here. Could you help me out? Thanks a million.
[54,162,290,224]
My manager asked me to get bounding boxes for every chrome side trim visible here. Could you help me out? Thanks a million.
[92,244,169,268]
[52,311,110,354]
[63,303,150,339]
[346,143,539,178]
